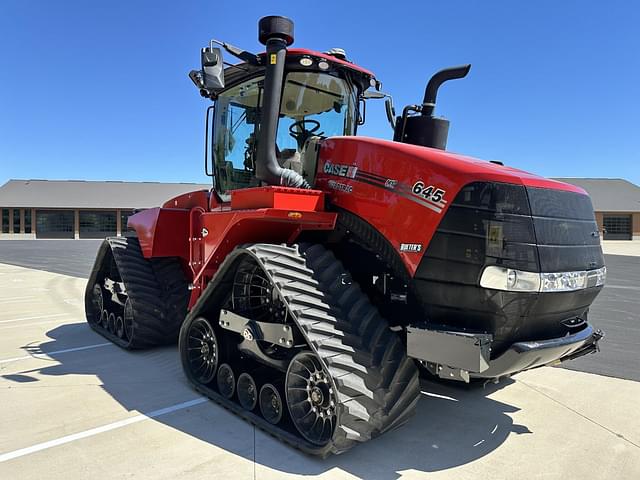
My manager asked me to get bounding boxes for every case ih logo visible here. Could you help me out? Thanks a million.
[324,161,358,178]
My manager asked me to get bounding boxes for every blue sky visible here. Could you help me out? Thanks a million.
[1,1,638,186]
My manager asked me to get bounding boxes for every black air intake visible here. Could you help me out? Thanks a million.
[394,65,470,150]
[254,16,309,188]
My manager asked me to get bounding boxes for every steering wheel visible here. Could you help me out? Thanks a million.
[288,119,323,148]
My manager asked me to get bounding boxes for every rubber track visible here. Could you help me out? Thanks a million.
[182,243,420,456]
[150,257,190,337]
[85,236,188,349]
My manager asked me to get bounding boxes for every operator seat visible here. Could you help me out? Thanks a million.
[277,148,303,174]
[299,136,322,187]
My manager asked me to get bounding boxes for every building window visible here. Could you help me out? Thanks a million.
[120,210,135,232]
[24,210,32,234]
[36,210,75,239]
[79,210,117,238]
[603,214,632,240]
[1,209,8,233]
[13,209,21,233]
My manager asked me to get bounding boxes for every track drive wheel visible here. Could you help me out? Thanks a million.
[286,351,336,445]
[184,317,219,384]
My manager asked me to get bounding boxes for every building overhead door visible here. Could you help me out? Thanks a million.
[603,214,632,240]
[79,210,116,239]
[36,210,74,239]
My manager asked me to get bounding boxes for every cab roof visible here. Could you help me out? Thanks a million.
[284,48,376,78]
[220,48,376,95]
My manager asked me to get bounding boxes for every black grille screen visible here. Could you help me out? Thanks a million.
[526,186,604,271]
[452,182,531,215]
[527,187,595,220]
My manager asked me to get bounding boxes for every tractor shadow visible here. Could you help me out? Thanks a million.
[17,323,530,479]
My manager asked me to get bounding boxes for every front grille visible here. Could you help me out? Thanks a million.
[413,181,604,355]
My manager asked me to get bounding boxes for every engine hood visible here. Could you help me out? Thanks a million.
[320,136,586,195]
[316,135,598,277]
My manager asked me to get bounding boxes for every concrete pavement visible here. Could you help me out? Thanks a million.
[0,239,102,278]
[601,240,640,257]
[1,263,639,479]
[563,253,640,381]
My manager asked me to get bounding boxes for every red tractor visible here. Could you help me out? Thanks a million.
[85,16,605,456]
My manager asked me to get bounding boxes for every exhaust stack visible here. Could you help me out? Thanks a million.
[394,64,471,150]
[255,16,310,188]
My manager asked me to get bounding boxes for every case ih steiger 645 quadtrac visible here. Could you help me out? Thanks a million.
[86,16,605,456]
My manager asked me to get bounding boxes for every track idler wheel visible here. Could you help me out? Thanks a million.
[237,373,258,411]
[184,317,219,385]
[260,383,284,425]
[90,285,103,327]
[286,351,336,446]
[217,363,235,399]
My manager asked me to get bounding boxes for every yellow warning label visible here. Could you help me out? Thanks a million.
[270,54,277,64]
[486,222,504,257]
[488,225,501,243]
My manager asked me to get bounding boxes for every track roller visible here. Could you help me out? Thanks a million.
[217,363,235,399]
[107,312,116,334]
[115,316,124,339]
[237,373,258,411]
[260,383,284,425]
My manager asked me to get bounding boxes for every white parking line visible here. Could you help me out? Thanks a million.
[0,397,208,463]
[0,320,81,330]
[0,342,113,365]
[421,391,459,402]
[0,296,36,304]
[0,313,67,324]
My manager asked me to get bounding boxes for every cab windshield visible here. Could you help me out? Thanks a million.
[213,71,357,195]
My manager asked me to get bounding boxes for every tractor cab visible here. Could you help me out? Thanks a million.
[191,43,375,198]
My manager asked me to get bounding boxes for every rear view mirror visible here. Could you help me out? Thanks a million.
[385,96,396,129]
[357,97,366,125]
[360,90,396,130]
[201,47,225,90]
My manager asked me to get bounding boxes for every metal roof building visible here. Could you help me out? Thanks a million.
[0,179,210,239]
[553,178,640,241]
[2,177,638,241]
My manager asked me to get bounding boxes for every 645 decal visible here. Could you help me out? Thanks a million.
[411,181,446,204]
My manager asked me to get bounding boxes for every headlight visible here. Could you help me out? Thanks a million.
[480,266,606,292]
[480,266,541,292]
